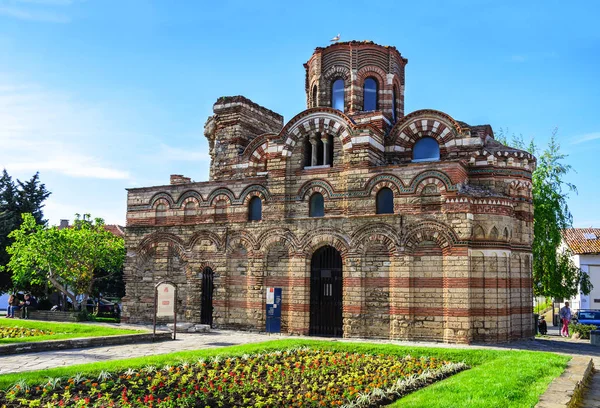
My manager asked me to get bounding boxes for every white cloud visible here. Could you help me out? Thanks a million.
[6,154,130,180]
[571,132,600,145]
[0,74,131,180]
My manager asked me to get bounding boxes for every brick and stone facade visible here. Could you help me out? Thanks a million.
[122,41,536,343]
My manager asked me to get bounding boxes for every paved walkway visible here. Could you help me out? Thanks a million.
[2,324,600,406]
[0,330,272,374]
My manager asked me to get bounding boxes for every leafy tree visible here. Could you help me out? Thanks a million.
[4,213,125,308]
[498,128,591,299]
[0,170,50,292]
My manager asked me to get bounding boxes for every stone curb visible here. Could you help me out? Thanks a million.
[0,332,173,356]
[536,356,594,408]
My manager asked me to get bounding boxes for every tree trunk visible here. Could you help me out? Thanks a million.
[46,270,77,308]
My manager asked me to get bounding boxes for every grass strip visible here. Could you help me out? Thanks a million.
[0,339,569,407]
[0,319,143,344]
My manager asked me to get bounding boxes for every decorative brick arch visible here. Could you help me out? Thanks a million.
[489,226,499,240]
[242,133,272,161]
[472,224,485,240]
[503,227,511,241]
[402,221,458,252]
[300,228,351,258]
[227,230,258,252]
[407,170,458,193]
[151,197,171,210]
[176,190,203,208]
[197,261,218,276]
[137,232,188,261]
[356,66,387,111]
[241,133,276,171]
[357,65,387,85]
[323,65,350,81]
[187,230,224,252]
[322,66,351,112]
[149,192,174,209]
[388,109,462,148]
[298,179,336,200]
[239,184,271,204]
[364,173,404,196]
[279,109,356,158]
[350,223,401,255]
[257,227,299,254]
[206,188,235,206]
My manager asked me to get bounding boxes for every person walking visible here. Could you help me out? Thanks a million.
[559,302,572,337]
[6,293,20,318]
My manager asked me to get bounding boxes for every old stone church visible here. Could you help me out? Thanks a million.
[122,41,535,343]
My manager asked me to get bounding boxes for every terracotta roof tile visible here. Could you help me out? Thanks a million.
[563,228,600,254]
[104,224,125,238]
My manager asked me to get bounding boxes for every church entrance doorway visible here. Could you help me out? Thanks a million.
[309,245,343,337]
[200,267,214,327]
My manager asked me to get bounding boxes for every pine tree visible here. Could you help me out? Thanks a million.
[0,170,51,292]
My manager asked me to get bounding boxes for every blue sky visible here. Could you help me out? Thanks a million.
[0,0,598,227]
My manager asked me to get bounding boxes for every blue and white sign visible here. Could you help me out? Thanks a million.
[266,287,282,333]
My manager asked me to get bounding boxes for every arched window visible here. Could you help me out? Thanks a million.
[309,193,324,217]
[312,85,318,107]
[331,79,345,112]
[376,187,394,214]
[413,137,440,162]
[304,134,334,168]
[248,196,262,221]
[304,136,312,167]
[363,77,378,111]
[392,86,398,122]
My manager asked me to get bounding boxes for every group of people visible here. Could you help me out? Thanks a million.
[6,293,37,319]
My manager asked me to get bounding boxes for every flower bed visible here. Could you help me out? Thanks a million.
[0,326,53,339]
[0,348,467,407]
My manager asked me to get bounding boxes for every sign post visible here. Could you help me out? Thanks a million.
[266,287,282,334]
[154,281,178,340]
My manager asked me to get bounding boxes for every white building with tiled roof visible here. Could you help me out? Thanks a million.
[562,228,600,311]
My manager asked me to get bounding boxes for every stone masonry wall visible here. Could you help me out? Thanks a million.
[122,41,535,343]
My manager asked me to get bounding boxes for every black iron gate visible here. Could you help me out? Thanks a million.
[200,267,214,327]
[310,245,343,337]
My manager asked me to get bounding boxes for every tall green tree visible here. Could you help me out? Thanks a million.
[4,213,125,307]
[0,170,50,292]
[497,128,591,299]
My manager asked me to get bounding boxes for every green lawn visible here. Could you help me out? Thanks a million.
[0,319,144,344]
[0,339,568,407]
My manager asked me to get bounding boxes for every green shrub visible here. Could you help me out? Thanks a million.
[569,323,597,339]
[534,298,552,314]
